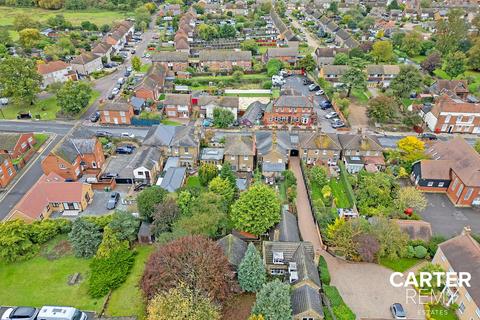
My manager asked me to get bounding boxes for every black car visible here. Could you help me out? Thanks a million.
[418,133,438,140]
[101,172,119,179]
[2,307,39,320]
[390,303,406,319]
[320,101,333,110]
[106,192,120,210]
[107,93,115,100]
[90,111,100,122]
[95,131,113,138]
[116,145,135,154]
[303,78,313,85]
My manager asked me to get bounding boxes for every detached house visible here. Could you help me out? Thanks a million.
[197,95,239,120]
[0,155,16,188]
[264,95,316,127]
[224,134,255,172]
[71,52,103,76]
[199,50,252,72]
[366,65,400,88]
[0,132,36,168]
[429,80,469,101]
[134,64,166,101]
[299,131,341,166]
[314,47,349,66]
[264,47,299,65]
[7,172,93,222]
[99,102,134,125]
[132,147,161,185]
[412,137,480,207]
[338,134,384,173]
[151,52,189,72]
[163,93,192,119]
[319,65,348,86]
[37,61,73,88]
[41,137,105,181]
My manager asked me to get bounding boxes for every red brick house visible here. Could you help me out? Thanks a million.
[41,138,105,181]
[99,102,134,125]
[422,95,480,134]
[151,52,189,73]
[429,80,469,101]
[263,47,299,65]
[0,132,36,167]
[163,93,192,119]
[134,64,166,100]
[412,137,480,207]
[263,95,316,127]
[0,154,16,188]
[199,50,252,72]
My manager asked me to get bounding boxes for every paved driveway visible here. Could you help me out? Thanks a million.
[421,193,480,237]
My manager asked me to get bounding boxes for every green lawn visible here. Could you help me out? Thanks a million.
[106,245,154,318]
[433,69,450,80]
[411,55,426,64]
[379,257,421,272]
[224,93,273,97]
[402,98,413,107]
[310,182,323,202]
[0,90,100,120]
[139,63,152,73]
[278,180,287,203]
[161,119,182,126]
[330,179,351,208]
[428,304,458,320]
[351,88,370,104]
[34,133,49,150]
[186,175,201,187]
[0,252,104,312]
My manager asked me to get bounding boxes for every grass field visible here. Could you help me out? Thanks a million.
[351,88,370,104]
[379,257,420,272]
[186,175,200,188]
[1,90,100,120]
[106,245,154,318]
[330,178,351,208]
[161,119,182,126]
[33,133,49,150]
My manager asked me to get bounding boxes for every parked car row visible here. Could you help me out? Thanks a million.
[1,306,87,320]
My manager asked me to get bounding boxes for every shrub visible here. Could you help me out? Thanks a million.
[29,219,72,244]
[323,285,356,320]
[68,218,103,258]
[262,80,272,89]
[426,235,446,256]
[414,245,428,259]
[318,256,331,285]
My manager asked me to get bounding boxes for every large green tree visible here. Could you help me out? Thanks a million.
[220,162,237,188]
[208,176,235,209]
[68,218,103,258]
[230,184,281,235]
[213,108,235,128]
[298,54,316,72]
[18,28,41,50]
[252,280,292,320]
[355,171,398,216]
[0,57,41,106]
[434,8,468,55]
[444,51,467,79]
[198,163,218,186]
[401,31,423,57]
[137,186,168,221]
[367,95,398,124]
[56,81,93,115]
[390,65,422,98]
[109,210,140,242]
[371,40,394,63]
[238,243,266,292]
[340,59,367,97]
[467,40,480,71]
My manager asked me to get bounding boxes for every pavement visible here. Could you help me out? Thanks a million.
[420,193,480,237]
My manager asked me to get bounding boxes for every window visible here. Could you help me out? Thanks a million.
[231,156,235,160]
[438,182,444,187]
[427,181,434,187]
[105,116,110,123]
[323,150,327,155]
[314,150,319,154]
[451,178,459,190]
[184,147,189,153]
[59,163,66,169]
[7,167,13,176]
[456,184,464,198]
[21,142,27,149]
[104,111,110,116]
[464,188,473,200]
[120,111,125,116]
[441,254,446,262]
[121,117,127,123]
[244,155,249,161]
[457,116,463,123]
[465,292,471,302]
[459,302,465,314]
[303,150,307,154]
[445,115,451,123]
[302,318,314,320]
[28,137,33,143]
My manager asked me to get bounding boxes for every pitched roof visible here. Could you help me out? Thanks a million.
[393,219,433,242]
[151,51,189,62]
[174,37,190,50]
[135,63,166,91]
[367,64,400,75]
[322,65,349,75]
[37,61,69,75]
[419,160,452,180]
[52,138,97,163]
[224,135,255,156]
[133,147,160,170]
[159,166,186,192]
[11,173,87,220]
[170,126,197,147]
[338,134,383,152]
[197,95,239,108]
[217,234,248,268]
[199,50,252,62]
[431,95,480,116]
[263,241,315,266]
[143,124,177,146]
[267,47,298,58]
[299,132,341,150]
[99,102,131,112]
[71,52,100,65]
[438,233,480,305]
[0,133,23,151]
[315,47,349,58]
[92,42,112,55]
[292,285,324,318]
[274,95,312,108]
[292,243,321,287]
[277,205,300,242]
[430,80,469,96]
[163,93,191,105]
[255,131,291,156]
[200,148,224,161]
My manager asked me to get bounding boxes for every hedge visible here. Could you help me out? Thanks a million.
[323,285,356,320]
[338,162,356,207]
[318,256,331,285]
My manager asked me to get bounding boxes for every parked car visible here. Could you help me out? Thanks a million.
[90,111,100,122]
[37,307,86,320]
[325,111,338,119]
[309,84,320,91]
[112,88,120,95]
[390,303,406,320]
[107,192,120,210]
[1,307,39,320]
[418,133,438,140]
[116,145,135,154]
[331,119,345,128]
[320,102,332,110]
[121,132,135,138]
[95,131,112,138]
[127,67,132,73]
[101,172,119,180]
[303,78,313,85]
[130,49,136,54]
[315,89,325,96]
[107,93,115,100]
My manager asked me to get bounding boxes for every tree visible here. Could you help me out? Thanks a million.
[18,28,40,50]
[68,218,103,258]
[266,59,283,77]
[370,217,408,259]
[0,29,12,46]
[218,24,236,38]
[109,210,140,242]
[197,23,218,41]
[354,233,380,263]
[401,31,423,57]
[333,52,349,65]
[444,51,466,79]
[56,81,92,115]
[326,218,369,260]
[341,60,367,97]
[467,40,480,71]
[96,226,129,258]
[387,0,400,10]
[367,95,398,123]
[13,14,39,32]
[209,176,235,209]
[230,184,281,235]
[434,8,468,55]
[0,220,38,262]
[397,136,425,163]
[238,243,266,292]
[213,108,235,128]
[390,65,422,98]
[391,32,406,49]
[220,162,237,188]
[308,166,328,187]
[137,186,168,221]
[147,283,220,320]
[421,51,442,74]
[355,171,398,216]
[252,280,292,320]
[395,187,427,213]
[134,6,152,29]
[152,196,180,235]
[131,56,142,72]
[298,54,316,72]
[141,236,235,302]
[198,163,218,186]
[371,40,394,63]
[241,39,258,55]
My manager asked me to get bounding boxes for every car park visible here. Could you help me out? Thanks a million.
[309,84,320,91]
[1,307,39,320]
[390,303,406,320]
[106,192,120,210]
[325,111,338,119]
[303,78,313,85]
[90,111,100,122]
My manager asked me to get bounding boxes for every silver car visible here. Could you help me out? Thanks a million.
[1,307,39,320]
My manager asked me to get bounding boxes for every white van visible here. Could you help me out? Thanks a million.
[37,307,87,320]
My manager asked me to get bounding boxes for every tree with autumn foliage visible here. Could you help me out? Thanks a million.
[397,136,426,165]
[141,236,235,302]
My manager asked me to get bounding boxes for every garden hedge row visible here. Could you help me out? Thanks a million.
[338,162,356,207]
[323,285,356,320]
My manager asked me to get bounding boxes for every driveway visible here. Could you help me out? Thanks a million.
[290,157,424,320]
[421,193,480,237]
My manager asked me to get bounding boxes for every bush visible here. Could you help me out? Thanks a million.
[426,235,446,256]
[323,285,356,320]
[414,245,428,259]
[318,256,331,285]
[30,219,72,244]
[262,80,272,89]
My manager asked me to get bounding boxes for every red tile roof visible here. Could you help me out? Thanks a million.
[37,61,69,75]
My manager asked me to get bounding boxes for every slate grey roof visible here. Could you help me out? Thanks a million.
[338,134,383,152]
[170,126,197,147]
[299,132,342,151]
[224,135,254,156]
[278,206,300,242]
[267,47,298,58]
[199,50,252,62]
[53,138,96,163]
[293,243,321,287]
[274,95,312,108]
[263,162,286,172]
[263,241,314,266]
[336,28,351,40]
[160,166,186,192]
[217,234,248,268]
[200,148,224,161]
[344,37,360,48]
[292,285,324,318]
[143,125,197,148]
[256,131,291,156]
[241,101,267,124]
[130,96,145,110]
[151,51,189,62]
[133,147,160,170]
[0,133,22,151]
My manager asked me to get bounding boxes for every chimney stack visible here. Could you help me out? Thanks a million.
[462,226,472,236]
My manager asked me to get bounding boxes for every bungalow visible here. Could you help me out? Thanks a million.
[7,172,93,222]
[224,134,255,172]
[159,166,186,192]
[263,47,299,65]
[366,64,400,88]
[41,137,105,181]
[299,131,341,166]
[0,155,16,188]
[412,137,480,207]
[91,42,113,63]
[37,61,73,88]
[196,95,239,120]
[338,134,384,173]
[132,147,161,185]
[319,65,349,87]
[263,95,316,127]
[134,64,166,101]
[429,80,470,101]
[99,102,134,125]
[151,52,189,72]
[199,50,252,72]
[163,93,192,119]
[0,132,36,168]
[70,52,103,76]
[314,47,349,66]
